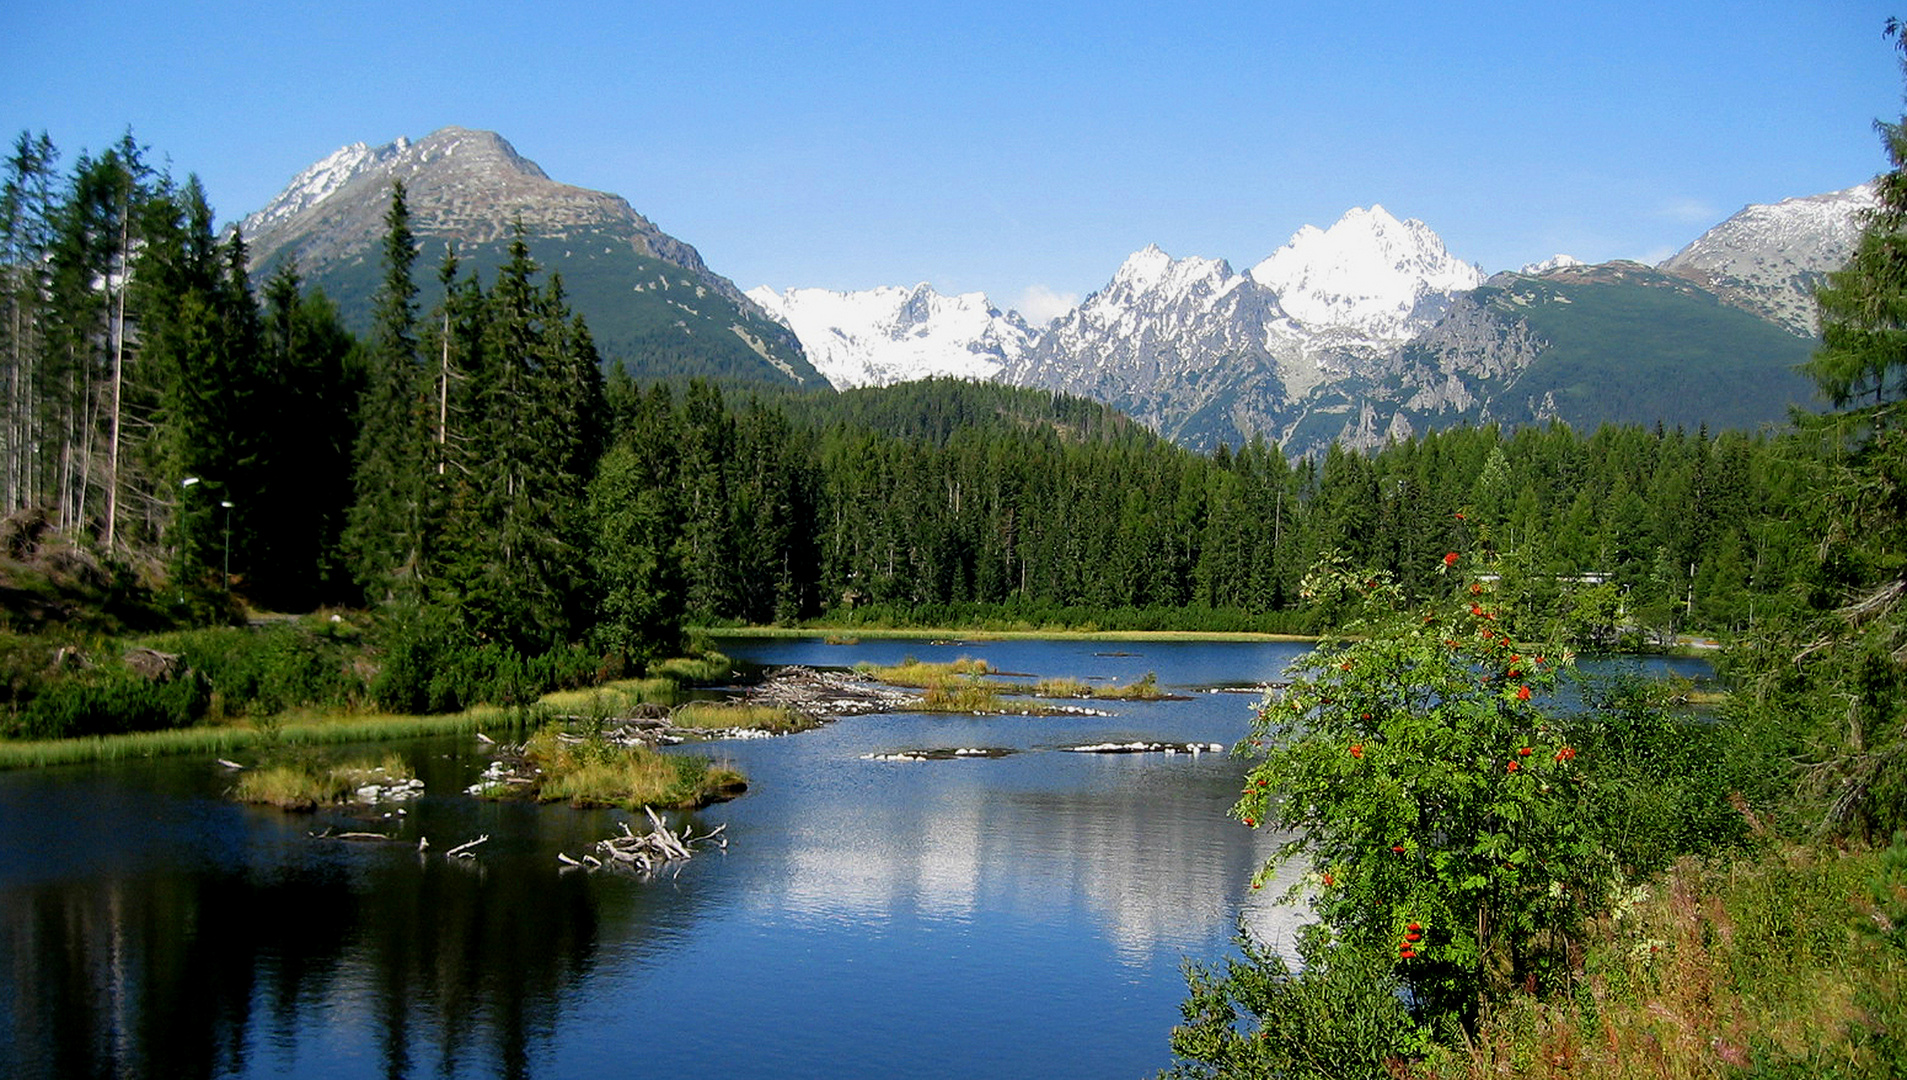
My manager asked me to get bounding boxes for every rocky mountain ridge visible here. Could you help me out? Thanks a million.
[769,187,1869,452]
[240,127,817,385]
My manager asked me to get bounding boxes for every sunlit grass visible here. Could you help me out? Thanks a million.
[671,701,814,733]
[0,653,741,770]
[1033,672,1164,700]
[233,752,414,811]
[522,726,745,809]
[919,680,1004,712]
[1431,842,1906,1080]
[0,712,507,769]
[650,652,732,684]
[537,677,679,717]
[856,656,992,687]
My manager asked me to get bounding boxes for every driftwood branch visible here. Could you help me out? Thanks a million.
[445,834,490,858]
[558,807,726,876]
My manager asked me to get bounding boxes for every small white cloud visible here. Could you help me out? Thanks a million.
[1659,198,1719,224]
[1015,284,1079,326]
[1641,245,1679,264]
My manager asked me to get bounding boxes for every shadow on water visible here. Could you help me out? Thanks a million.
[0,639,1716,1080]
[0,740,706,1080]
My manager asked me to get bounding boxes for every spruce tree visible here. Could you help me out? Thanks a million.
[343,182,424,604]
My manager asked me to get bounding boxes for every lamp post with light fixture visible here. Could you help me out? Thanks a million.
[180,477,236,591]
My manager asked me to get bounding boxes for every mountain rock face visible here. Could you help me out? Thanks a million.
[765,191,1864,453]
[1248,205,1485,344]
[241,128,818,386]
[746,283,1034,389]
[1003,208,1486,448]
[1658,183,1876,336]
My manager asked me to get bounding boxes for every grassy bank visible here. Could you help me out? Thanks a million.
[671,701,813,734]
[234,753,416,811]
[0,654,727,771]
[0,710,511,769]
[704,625,1313,643]
[1431,840,1906,1079]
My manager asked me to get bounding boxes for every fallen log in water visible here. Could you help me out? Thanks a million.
[559,806,726,877]
[308,827,399,842]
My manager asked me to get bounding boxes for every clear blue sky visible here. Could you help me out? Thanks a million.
[5,1,1902,321]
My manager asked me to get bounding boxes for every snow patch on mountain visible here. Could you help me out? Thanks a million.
[240,138,412,238]
[1248,205,1484,342]
[1659,183,1877,335]
[747,283,1034,389]
[1521,254,1584,275]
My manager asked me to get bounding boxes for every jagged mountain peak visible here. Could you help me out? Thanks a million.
[1100,246,1240,309]
[1248,205,1484,340]
[1521,254,1584,275]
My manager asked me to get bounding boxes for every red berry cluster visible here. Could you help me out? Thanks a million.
[1399,922,1423,960]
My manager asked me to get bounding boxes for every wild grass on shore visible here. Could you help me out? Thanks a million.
[0,711,507,769]
[855,656,993,687]
[0,652,729,770]
[1428,841,1907,1080]
[1033,672,1165,700]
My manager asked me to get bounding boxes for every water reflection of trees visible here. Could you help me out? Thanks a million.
[769,756,1296,958]
[2,852,604,1080]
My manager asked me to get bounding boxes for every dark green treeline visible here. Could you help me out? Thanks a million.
[614,375,1807,645]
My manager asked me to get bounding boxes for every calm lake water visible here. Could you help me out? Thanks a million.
[0,638,1714,1080]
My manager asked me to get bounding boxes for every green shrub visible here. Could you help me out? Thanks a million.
[12,669,207,738]
[371,610,600,714]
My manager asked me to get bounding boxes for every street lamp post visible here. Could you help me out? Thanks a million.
[220,500,234,590]
[180,477,235,592]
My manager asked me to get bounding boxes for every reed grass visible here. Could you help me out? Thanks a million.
[523,726,745,809]
[857,656,992,687]
[233,753,415,811]
[671,701,814,733]
[1032,672,1164,700]
[0,656,733,770]
[919,679,1003,712]
[537,677,679,717]
[650,652,732,684]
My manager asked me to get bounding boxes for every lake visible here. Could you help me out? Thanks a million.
[0,637,1713,1079]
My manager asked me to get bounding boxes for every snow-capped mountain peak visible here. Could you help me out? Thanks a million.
[1248,204,1483,341]
[239,137,411,237]
[746,282,1034,389]
[1080,244,1242,305]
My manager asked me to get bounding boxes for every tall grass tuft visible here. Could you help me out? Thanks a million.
[233,753,415,812]
[671,702,814,733]
[858,656,992,687]
[522,726,745,809]
[651,652,733,685]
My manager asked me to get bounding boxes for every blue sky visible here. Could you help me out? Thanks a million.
[5,1,1902,321]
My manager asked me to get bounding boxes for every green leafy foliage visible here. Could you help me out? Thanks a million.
[1162,938,1419,1080]
[1169,552,1755,1075]
[1235,555,1603,1016]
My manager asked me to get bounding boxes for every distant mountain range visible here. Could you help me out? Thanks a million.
[242,129,1874,452]
[773,189,1873,452]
